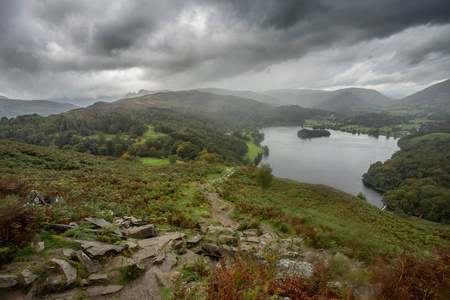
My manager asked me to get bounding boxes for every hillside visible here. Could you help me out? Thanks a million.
[396,78,450,117]
[314,91,366,113]
[313,89,394,114]
[339,88,393,106]
[403,78,450,104]
[200,88,280,106]
[263,89,332,107]
[0,99,78,118]
[0,140,448,299]
[68,90,273,126]
[123,89,171,99]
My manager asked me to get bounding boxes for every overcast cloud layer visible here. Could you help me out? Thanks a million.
[1,0,449,101]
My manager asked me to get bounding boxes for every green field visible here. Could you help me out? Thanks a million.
[141,157,183,166]
[244,134,264,162]
[407,132,450,146]
[142,125,167,139]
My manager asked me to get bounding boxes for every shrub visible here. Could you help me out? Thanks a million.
[373,248,450,299]
[0,195,38,265]
[206,253,272,299]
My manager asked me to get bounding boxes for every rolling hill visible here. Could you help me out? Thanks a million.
[262,89,333,107]
[199,88,280,106]
[313,88,395,114]
[0,99,78,118]
[402,78,450,105]
[390,78,450,117]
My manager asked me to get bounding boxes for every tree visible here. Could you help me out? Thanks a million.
[255,163,273,191]
[168,155,178,164]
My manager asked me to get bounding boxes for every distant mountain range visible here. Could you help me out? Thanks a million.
[0,99,78,118]
[193,80,450,114]
[197,86,395,113]
[123,89,171,98]
[3,79,448,119]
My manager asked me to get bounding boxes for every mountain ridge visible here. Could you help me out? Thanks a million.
[0,99,78,118]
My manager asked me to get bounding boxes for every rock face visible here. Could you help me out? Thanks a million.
[51,259,77,285]
[123,224,159,238]
[0,275,18,288]
[75,240,124,257]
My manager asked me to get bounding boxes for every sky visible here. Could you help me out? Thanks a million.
[0,0,449,102]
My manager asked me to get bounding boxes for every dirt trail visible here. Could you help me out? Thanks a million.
[204,190,238,227]
[202,168,278,237]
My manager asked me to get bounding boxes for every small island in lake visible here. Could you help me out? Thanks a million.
[297,128,331,138]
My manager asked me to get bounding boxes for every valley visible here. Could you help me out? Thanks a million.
[0,79,449,299]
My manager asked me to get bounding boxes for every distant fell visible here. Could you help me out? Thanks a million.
[200,88,279,106]
[0,99,78,118]
[314,91,367,113]
[124,89,171,98]
[262,89,332,107]
[312,88,394,114]
[0,95,9,99]
[66,90,274,127]
[402,78,450,104]
[337,88,393,106]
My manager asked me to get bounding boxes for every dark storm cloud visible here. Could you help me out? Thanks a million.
[0,0,449,100]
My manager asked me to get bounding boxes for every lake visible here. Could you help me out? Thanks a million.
[259,127,400,208]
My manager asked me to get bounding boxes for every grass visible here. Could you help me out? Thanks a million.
[142,125,167,138]
[215,166,449,262]
[141,157,182,166]
[407,132,450,146]
[243,134,264,162]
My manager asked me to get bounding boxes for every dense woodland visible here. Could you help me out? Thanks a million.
[363,121,450,222]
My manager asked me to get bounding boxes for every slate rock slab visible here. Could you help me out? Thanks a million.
[75,240,124,257]
[123,224,158,238]
[186,234,202,245]
[21,268,39,286]
[0,275,18,288]
[89,274,109,284]
[132,246,165,265]
[85,217,123,237]
[75,250,102,273]
[51,259,77,285]
[138,232,184,248]
[110,256,138,269]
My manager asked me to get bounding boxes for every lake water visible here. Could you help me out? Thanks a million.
[259,127,400,208]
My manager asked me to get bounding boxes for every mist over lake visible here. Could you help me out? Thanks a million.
[259,127,400,207]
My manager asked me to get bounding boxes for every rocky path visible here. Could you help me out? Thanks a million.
[204,190,238,227]
[202,167,278,237]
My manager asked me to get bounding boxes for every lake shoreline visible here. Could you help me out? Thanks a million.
[259,126,399,208]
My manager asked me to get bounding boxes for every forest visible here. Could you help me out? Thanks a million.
[363,121,450,222]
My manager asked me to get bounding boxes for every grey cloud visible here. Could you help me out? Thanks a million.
[0,0,449,100]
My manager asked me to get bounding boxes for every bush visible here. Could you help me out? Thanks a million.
[373,249,450,299]
[0,195,38,265]
[206,253,272,299]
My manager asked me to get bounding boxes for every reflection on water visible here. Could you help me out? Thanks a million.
[259,127,399,208]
